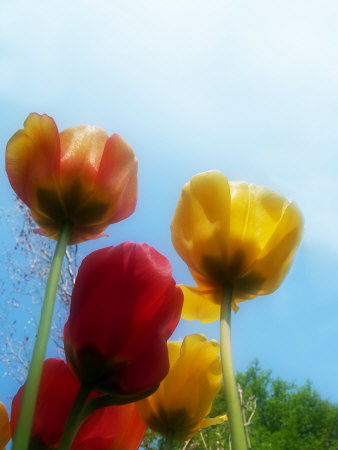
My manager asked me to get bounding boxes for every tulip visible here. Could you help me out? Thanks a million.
[137,334,226,442]
[7,113,138,450]
[11,358,83,448]
[171,170,303,322]
[0,402,10,450]
[6,113,137,244]
[74,403,146,450]
[171,171,303,449]
[11,358,146,449]
[64,242,183,400]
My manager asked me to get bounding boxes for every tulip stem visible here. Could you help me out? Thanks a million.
[12,220,72,450]
[59,382,92,450]
[220,283,248,450]
[163,430,174,449]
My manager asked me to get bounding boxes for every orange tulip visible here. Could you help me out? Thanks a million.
[0,402,10,450]
[6,113,137,244]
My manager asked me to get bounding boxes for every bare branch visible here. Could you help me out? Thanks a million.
[0,199,82,388]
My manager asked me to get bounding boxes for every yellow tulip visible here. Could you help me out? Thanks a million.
[0,402,10,450]
[171,171,303,322]
[137,334,227,442]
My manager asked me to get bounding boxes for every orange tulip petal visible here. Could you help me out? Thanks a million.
[6,114,138,244]
[6,113,60,208]
[96,134,138,223]
[0,402,10,449]
[60,125,108,184]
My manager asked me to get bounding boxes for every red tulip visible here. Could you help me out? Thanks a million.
[11,359,80,448]
[75,403,146,450]
[64,242,183,398]
[11,359,146,449]
[6,113,137,244]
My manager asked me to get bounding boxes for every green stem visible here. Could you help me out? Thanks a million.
[58,383,92,450]
[163,430,174,450]
[220,283,248,450]
[12,220,72,450]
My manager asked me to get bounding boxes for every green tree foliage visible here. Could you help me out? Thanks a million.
[141,360,338,449]
[235,359,338,449]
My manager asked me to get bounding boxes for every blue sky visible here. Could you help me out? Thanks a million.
[1,0,338,424]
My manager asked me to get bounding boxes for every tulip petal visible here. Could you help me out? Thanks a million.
[10,359,81,448]
[6,113,61,208]
[229,183,284,269]
[235,201,303,300]
[164,335,221,422]
[6,114,138,244]
[136,385,169,435]
[73,403,146,450]
[65,242,183,397]
[0,402,10,449]
[96,134,138,223]
[171,171,230,285]
[11,359,146,449]
[167,341,181,367]
[138,334,223,441]
[171,171,303,322]
[180,285,222,323]
[60,125,108,192]
[200,414,228,429]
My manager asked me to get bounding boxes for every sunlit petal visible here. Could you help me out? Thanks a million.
[171,171,303,322]
[138,334,225,442]
[6,113,138,244]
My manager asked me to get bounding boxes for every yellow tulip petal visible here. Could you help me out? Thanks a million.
[0,402,10,449]
[137,383,169,434]
[171,171,230,285]
[235,201,303,299]
[228,182,292,277]
[138,334,223,442]
[171,171,303,322]
[180,285,222,323]
[236,228,300,299]
[227,182,253,278]
[167,341,182,367]
[259,200,303,260]
[200,414,228,429]
[163,335,221,430]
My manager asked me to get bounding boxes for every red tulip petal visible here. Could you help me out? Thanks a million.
[65,242,183,396]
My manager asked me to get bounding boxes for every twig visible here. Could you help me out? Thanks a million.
[182,439,191,450]
[199,430,208,449]
[238,384,251,449]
